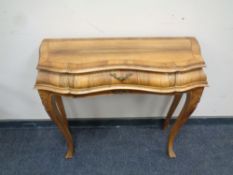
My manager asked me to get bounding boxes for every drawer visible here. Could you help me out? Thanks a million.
[35,69,207,94]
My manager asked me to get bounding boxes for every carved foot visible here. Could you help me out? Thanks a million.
[168,148,176,158]
[163,93,182,130]
[38,90,74,159]
[167,88,204,158]
[65,148,75,159]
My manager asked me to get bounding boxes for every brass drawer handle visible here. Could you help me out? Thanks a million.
[109,72,133,82]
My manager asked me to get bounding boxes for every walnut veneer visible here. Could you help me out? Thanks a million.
[35,37,208,159]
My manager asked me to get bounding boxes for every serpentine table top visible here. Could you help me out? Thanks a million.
[35,37,208,159]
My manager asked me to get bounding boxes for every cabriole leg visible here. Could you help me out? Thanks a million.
[55,96,68,127]
[38,90,74,159]
[167,88,204,158]
[163,93,182,130]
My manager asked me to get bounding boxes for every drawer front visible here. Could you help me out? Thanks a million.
[35,69,207,94]
[76,70,179,90]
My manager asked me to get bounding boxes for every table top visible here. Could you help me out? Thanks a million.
[37,37,205,74]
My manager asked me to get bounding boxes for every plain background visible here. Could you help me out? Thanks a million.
[0,0,233,120]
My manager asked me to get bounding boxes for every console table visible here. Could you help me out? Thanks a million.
[35,37,208,159]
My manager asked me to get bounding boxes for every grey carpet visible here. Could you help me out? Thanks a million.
[0,123,232,175]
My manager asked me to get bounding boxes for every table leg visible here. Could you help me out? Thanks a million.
[38,90,74,159]
[163,93,182,130]
[54,96,68,127]
[167,88,204,158]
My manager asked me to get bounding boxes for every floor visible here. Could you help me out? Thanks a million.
[0,121,232,175]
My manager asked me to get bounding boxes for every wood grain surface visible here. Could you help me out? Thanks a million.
[35,37,207,95]
[37,37,205,73]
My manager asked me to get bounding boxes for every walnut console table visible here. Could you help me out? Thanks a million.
[35,37,208,159]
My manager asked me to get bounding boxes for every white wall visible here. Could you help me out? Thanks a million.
[0,0,233,120]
